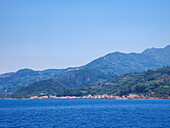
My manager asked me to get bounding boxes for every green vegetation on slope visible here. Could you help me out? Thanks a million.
[0,68,77,96]
[1,45,170,97]
[11,66,170,98]
[58,68,116,88]
[81,66,170,98]
[12,79,66,98]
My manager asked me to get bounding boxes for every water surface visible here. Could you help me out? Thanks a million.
[0,99,170,128]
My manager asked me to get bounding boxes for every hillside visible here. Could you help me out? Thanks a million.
[12,79,67,98]
[58,68,116,88]
[142,45,170,65]
[11,66,170,99]
[81,66,170,98]
[0,68,77,96]
[0,45,170,97]
[84,52,161,75]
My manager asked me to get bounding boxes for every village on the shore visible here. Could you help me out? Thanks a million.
[29,94,164,99]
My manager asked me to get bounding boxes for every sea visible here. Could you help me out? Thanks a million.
[0,99,170,128]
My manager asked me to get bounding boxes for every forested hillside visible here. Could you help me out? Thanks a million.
[0,45,170,97]
[81,66,170,98]
[11,66,170,99]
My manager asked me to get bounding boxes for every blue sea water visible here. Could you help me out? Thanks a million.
[0,99,170,128]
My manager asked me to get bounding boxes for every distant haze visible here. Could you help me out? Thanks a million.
[0,0,170,74]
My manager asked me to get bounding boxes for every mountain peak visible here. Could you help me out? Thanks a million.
[142,45,170,54]
[16,68,34,73]
[16,68,38,76]
[1,45,170,97]
[165,45,170,49]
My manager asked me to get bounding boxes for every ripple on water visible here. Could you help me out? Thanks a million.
[0,99,170,128]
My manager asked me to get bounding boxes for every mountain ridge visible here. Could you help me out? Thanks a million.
[11,78,67,98]
[0,45,169,97]
[1,45,169,76]
[12,66,170,99]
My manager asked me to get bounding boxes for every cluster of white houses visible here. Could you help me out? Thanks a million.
[30,94,155,99]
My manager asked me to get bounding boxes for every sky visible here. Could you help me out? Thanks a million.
[0,0,170,74]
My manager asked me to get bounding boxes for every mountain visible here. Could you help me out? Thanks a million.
[0,67,78,96]
[84,45,170,75]
[11,66,170,99]
[142,45,170,65]
[0,45,170,97]
[84,52,162,75]
[76,66,170,98]
[12,78,84,98]
[57,68,117,88]
[12,79,66,98]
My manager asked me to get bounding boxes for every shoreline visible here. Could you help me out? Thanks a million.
[1,98,170,100]
[1,94,169,100]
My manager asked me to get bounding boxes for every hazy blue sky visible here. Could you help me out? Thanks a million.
[0,0,170,74]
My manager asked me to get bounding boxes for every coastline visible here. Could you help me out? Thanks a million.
[1,94,169,100]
